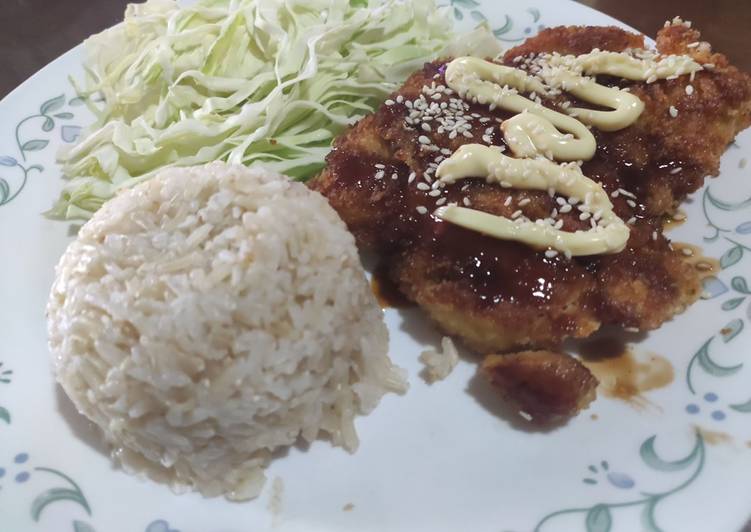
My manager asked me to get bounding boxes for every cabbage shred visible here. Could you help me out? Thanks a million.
[51,0,465,219]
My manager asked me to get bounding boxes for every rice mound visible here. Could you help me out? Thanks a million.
[47,162,407,500]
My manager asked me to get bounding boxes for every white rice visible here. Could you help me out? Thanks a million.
[419,336,459,383]
[47,162,407,500]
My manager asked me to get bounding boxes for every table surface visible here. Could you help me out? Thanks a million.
[1,0,749,99]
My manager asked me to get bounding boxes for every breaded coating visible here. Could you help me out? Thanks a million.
[310,24,751,420]
[482,350,598,423]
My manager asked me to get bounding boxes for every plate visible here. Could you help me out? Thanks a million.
[1,1,750,531]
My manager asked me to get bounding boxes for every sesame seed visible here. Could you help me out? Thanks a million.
[652,230,658,240]
[685,85,694,95]
[416,206,428,215]
[463,197,472,206]
[579,212,591,221]
[391,172,398,180]
[374,163,385,169]
[435,197,447,206]
[396,95,404,103]
[555,219,564,229]
[627,216,637,225]
[408,172,416,183]
[504,196,512,207]
[673,212,686,221]
[518,198,531,207]
[545,249,558,258]
[670,167,683,174]
[429,189,441,197]
[559,204,573,213]
[669,106,679,118]
[682,247,694,256]
[418,135,431,145]
[626,199,637,208]
[417,182,430,191]
[687,41,700,48]
[611,190,620,198]
[511,209,522,219]
[617,188,636,199]
[385,99,395,106]
[374,170,385,179]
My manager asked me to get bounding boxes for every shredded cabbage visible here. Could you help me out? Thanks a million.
[52,0,500,219]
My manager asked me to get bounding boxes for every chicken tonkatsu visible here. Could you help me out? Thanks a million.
[309,21,751,422]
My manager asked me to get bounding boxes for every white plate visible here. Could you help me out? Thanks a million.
[1,1,750,531]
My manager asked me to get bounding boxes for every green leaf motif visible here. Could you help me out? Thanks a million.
[706,188,751,211]
[40,94,66,116]
[720,246,743,269]
[731,276,751,294]
[31,468,91,521]
[470,9,486,22]
[69,96,87,106]
[585,505,612,532]
[729,397,751,413]
[73,520,97,532]
[0,155,17,167]
[493,15,512,37]
[453,7,463,20]
[721,297,745,310]
[54,112,74,120]
[640,434,702,472]
[695,337,742,376]
[22,139,49,152]
[31,488,89,521]
[0,179,9,204]
[0,406,10,424]
[721,319,744,342]
[42,117,55,132]
[527,7,541,22]
[640,498,661,532]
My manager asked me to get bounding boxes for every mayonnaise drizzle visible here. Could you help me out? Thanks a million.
[445,57,597,161]
[433,50,701,254]
[501,112,591,161]
[435,144,630,256]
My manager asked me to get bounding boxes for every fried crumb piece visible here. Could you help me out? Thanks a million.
[482,351,598,424]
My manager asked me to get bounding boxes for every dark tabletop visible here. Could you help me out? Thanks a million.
[1,0,749,99]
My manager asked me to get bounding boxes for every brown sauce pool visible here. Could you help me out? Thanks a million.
[696,427,733,446]
[578,337,674,408]
[672,242,720,275]
[662,209,687,231]
[371,264,414,309]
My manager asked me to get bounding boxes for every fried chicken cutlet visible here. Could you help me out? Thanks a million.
[309,22,751,421]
